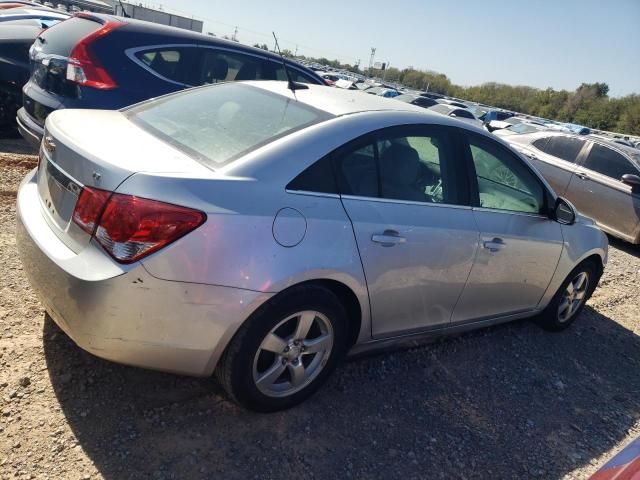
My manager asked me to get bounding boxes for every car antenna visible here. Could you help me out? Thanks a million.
[272,32,308,93]
[117,0,131,18]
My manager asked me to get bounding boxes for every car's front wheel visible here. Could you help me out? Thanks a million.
[216,285,348,412]
[536,260,598,331]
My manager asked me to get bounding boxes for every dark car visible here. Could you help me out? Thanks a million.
[482,110,514,123]
[392,93,438,108]
[418,91,444,100]
[0,23,40,135]
[17,13,325,147]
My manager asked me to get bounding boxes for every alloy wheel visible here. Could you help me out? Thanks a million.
[557,271,589,323]
[252,311,334,398]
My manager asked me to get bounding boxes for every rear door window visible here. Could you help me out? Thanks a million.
[334,143,379,198]
[135,47,199,85]
[200,49,265,83]
[265,61,322,84]
[198,48,320,84]
[582,143,639,180]
[535,136,586,162]
[332,126,464,205]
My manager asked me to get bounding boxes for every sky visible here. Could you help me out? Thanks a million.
[148,0,639,97]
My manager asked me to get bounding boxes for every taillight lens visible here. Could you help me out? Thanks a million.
[94,194,206,264]
[72,186,112,234]
[65,20,123,89]
[72,189,205,263]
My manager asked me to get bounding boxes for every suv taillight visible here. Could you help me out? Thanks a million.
[66,20,123,89]
[72,187,206,264]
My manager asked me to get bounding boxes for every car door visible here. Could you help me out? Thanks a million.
[452,132,563,322]
[525,135,588,195]
[565,142,640,241]
[333,125,480,338]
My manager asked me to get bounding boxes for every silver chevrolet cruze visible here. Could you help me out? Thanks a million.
[17,81,608,411]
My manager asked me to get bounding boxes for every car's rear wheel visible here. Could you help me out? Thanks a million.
[536,260,597,331]
[216,285,348,412]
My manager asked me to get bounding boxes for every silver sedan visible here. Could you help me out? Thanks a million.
[505,131,640,244]
[17,81,608,411]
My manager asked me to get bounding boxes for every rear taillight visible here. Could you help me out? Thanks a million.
[72,186,111,234]
[72,189,206,264]
[65,20,123,89]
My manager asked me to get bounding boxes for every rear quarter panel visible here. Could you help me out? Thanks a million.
[120,173,372,343]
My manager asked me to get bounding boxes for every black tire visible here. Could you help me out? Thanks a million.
[216,285,349,412]
[535,260,598,332]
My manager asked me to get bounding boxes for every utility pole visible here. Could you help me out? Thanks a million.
[368,48,376,75]
[294,45,298,57]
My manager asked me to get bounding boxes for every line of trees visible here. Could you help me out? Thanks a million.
[272,51,639,136]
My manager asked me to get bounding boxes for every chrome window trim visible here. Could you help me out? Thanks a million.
[125,44,321,87]
[472,206,549,219]
[285,189,340,199]
[339,194,473,210]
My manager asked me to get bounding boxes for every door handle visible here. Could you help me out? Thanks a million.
[575,171,590,181]
[371,230,406,246]
[482,237,505,252]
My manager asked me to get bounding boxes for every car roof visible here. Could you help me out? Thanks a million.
[245,81,432,117]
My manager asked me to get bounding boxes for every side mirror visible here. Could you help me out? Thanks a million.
[621,174,640,192]
[553,197,576,225]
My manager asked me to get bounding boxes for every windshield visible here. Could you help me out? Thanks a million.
[126,83,331,168]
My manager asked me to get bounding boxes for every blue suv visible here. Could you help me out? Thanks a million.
[17,13,325,147]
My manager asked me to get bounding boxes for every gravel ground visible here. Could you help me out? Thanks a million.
[1,138,639,480]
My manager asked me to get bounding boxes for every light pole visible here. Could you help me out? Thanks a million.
[368,48,376,76]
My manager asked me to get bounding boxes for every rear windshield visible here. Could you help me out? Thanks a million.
[126,83,332,168]
[37,17,100,56]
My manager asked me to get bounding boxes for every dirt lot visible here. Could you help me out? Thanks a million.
[1,138,639,480]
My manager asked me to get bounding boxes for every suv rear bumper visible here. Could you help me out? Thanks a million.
[16,107,43,149]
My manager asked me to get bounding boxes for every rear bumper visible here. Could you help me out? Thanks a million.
[16,169,271,376]
[16,107,43,149]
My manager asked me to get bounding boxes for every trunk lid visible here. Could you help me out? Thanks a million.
[39,109,214,253]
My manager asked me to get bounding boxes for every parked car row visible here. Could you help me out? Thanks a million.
[1,6,634,414]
